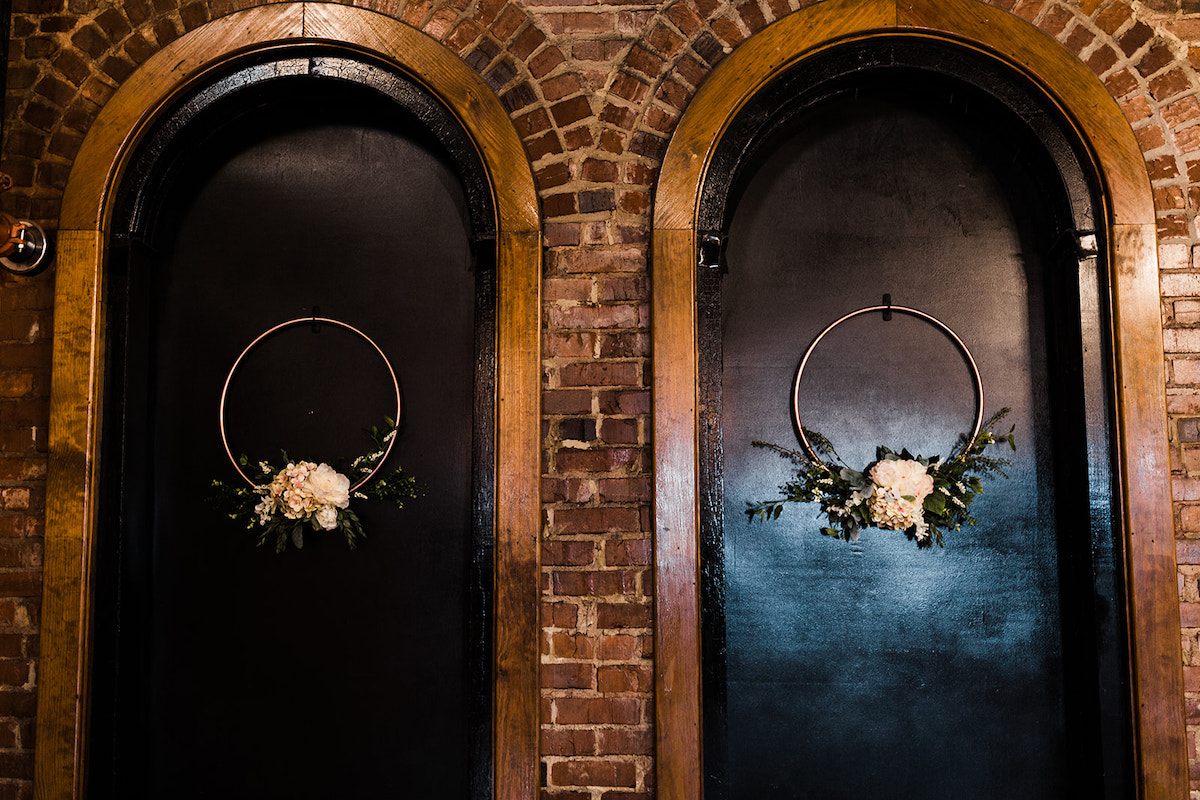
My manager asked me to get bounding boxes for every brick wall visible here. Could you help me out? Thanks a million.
[5,0,1200,798]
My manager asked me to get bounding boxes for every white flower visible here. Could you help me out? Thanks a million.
[308,463,351,509]
[870,458,934,504]
[314,506,339,530]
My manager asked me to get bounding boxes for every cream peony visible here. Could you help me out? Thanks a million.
[314,506,339,530]
[869,458,934,504]
[867,458,934,532]
[307,463,351,509]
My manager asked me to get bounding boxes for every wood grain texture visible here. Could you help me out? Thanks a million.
[494,231,542,800]
[651,228,702,800]
[40,6,541,799]
[36,231,105,800]
[1111,222,1188,800]
[652,1,1185,798]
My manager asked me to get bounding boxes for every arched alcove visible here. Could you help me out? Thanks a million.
[37,6,540,800]
[699,40,1124,798]
[652,1,1185,798]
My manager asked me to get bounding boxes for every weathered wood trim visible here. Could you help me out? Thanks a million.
[652,1,1184,799]
[38,5,541,799]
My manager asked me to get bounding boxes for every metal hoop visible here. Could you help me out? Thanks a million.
[791,304,984,466]
[218,317,402,491]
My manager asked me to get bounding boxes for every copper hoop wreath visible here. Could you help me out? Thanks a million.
[791,304,985,466]
[218,317,402,491]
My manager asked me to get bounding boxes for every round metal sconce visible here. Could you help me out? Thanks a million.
[0,214,50,275]
[0,174,51,276]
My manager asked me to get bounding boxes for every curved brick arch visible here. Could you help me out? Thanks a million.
[2,0,590,225]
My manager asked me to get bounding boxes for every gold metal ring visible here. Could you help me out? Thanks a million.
[791,304,984,466]
[218,317,401,491]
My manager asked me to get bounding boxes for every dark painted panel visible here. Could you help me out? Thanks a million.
[93,84,486,799]
[704,84,1127,799]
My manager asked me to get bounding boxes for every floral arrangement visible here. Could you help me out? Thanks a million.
[212,419,419,553]
[746,409,1015,548]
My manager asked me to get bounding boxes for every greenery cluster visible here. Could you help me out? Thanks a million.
[211,418,420,554]
[746,408,1015,549]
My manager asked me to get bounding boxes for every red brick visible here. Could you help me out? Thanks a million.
[1150,69,1192,102]
[1134,123,1166,151]
[549,305,640,331]
[599,390,649,415]
[597,727,653,756]
[646,22,684,57]
[596,633,639,660]
[543,661,596,689]
[1085,44,1119,77]
[551,632,595,659]
[554,697,641,725]
[1155,185,1186,210]
[559,361,639,387]
[710,16,744,48]
[1094,1,1132,36]
[736,0,766,31]
[597,664,652,693]
[553,248,644,274]
[563,126,594,150]
[1062,23,1094,57]
[1119,21,1154,57]
[542,728,597,757]
[550,759,637,788]
[1167,97,1200,131]
[543,539,596,567]
[1104,68,1139,99]
[530,46,566,79]
[545,332,596,358]
[1037,4,1071,37]
[544,390,593,415]
[595,602,651,629]
[551,96,593,127]
[552,569,639,596]
[1138,44,1175,78]
[555,448,637,474]
[543,600,581,628]
[554,507,641,534]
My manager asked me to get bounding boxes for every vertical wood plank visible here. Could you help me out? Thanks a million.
[495,230,542,800]
[35,230,105,800]
[652,228,701,800]
[1112,222,1188,800]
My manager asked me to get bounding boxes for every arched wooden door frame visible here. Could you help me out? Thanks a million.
[651,0,1187,798]
[36,5,541,799]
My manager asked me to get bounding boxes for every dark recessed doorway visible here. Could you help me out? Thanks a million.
[89,56,494,800]
[699,44,1130,800]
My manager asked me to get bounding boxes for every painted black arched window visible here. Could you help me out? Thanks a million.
[90,52,495,800]
[697,40,1131,799]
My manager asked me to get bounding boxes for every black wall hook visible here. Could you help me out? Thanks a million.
[882,294,892,321]
[311,306,321,333]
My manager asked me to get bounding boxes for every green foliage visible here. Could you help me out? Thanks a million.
[212,418,422,554]
[746,408,1014,550]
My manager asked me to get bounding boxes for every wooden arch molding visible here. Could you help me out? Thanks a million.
[651,0,1187,798]
[36,5,540,799]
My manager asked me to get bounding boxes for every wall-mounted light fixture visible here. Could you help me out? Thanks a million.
[0,173,50,276]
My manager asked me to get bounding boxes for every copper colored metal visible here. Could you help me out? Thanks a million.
[791,303,985,466]
[218,317,402,490]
